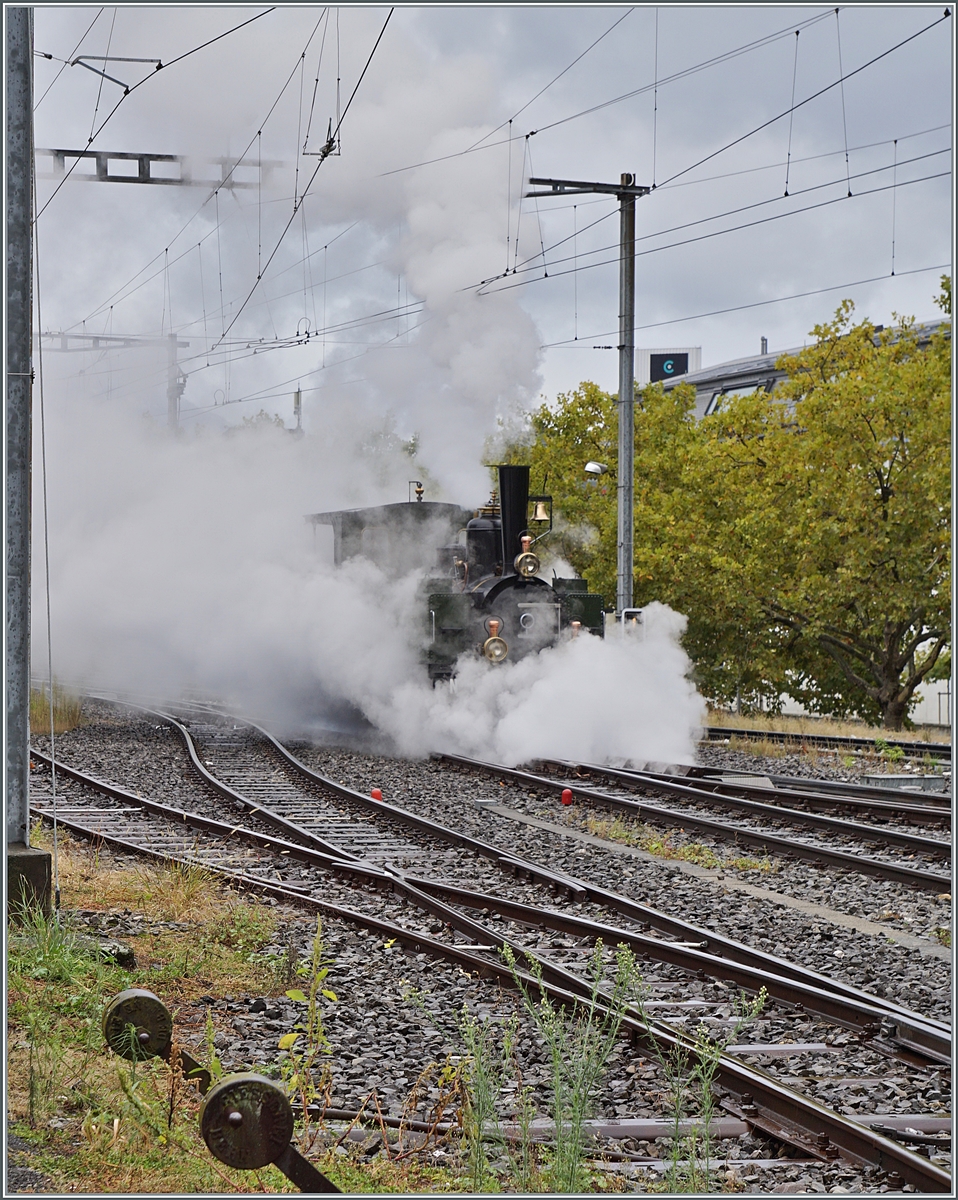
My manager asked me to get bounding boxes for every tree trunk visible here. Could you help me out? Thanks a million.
[881,698,909,731]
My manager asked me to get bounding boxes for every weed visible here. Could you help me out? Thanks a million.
[134,860,217,923]
[502,941,643,1193]
[201,898,276,960]
[932,927,952,948]
[585,816,723,869]
[458,1007,517,1190]
[874,738,906,765]
[278,917,335,1128]
[643,834,723,870]
[725,855,772,873]
[727,734,787,759]
[30,681,84,734]
[841,754,857,769]
[639,988,767,1193]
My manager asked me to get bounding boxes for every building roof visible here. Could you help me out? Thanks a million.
[661,318,948,418]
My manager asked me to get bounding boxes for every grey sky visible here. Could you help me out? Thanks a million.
[33,4,952,478]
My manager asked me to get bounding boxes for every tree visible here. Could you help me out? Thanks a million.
[747,289,951,728]
[511,284,951,729]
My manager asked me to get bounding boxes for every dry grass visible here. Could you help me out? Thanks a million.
[8,828,470,1194]
[30,682,84,735]
[727,734,788,759]
[582,814,771,874]
[707,708,950,744]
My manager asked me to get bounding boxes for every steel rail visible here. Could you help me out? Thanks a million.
[31,745,950,1060]
[542,759,951,826]
[705,725,951,761]
[156,710,590,900]
[401,875,950,1065]
[175,718,950,1040]
[535,760,950,853]
[28,761,950,1190]
[689,761,952,807]
[437,754,952,893]
[246,728,950,1055]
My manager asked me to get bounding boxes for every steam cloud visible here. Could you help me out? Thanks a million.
[33,9,705,766]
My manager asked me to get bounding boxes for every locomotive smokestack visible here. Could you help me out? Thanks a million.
[498,464,530,576]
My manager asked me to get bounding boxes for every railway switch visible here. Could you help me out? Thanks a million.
[200,1073,340,1192]
[103,988,210,1093]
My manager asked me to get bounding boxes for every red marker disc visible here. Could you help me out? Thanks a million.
[371,788,383,801]
[561,788,573,805]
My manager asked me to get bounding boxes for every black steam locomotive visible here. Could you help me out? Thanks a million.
[308,465,605,682]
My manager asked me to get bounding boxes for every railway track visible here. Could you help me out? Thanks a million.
[437,754,952,894]
[565,760,952,826]
[28,704,952,1190]
[705,726,952,763]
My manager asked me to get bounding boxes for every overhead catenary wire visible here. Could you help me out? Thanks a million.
[657,8,950,188]
[380,7,838,179]
[539,262,950,349]
[302,7,331,153]
[35,6,104,108]
[464,6,636,156]
[481,150,948,289]
[784,30,800,196]
[652,7,659,189]
[482,129,949,287]
[475,171,948,296]
[212,7,394,348]
[891,139,898,276]
[834,8,852,196]
[87,5,117,142]
[35,6,278,221]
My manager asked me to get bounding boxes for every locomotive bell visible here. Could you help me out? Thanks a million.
[531,500,550,523]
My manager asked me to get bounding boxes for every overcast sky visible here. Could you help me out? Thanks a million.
[33,3,952,479]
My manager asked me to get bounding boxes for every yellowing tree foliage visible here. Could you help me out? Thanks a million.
[514,285,951,729]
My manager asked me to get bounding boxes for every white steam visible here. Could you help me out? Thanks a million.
[32,10,704,766]
[366,603,705,766]
[36,403,704,766]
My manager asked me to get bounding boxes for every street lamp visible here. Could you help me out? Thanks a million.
[584,461,608,476]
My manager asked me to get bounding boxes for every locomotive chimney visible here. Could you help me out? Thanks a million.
[497,465,530,576]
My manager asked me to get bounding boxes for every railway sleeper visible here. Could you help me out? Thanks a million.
[33,806,950,1191]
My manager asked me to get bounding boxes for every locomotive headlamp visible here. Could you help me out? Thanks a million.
[514,534,540,578]
[482,618,508,663]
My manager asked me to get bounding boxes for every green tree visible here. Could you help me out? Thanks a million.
[513,285,951,729]
[749,290,951,728]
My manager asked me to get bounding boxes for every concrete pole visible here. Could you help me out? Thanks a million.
[6,5,33,846]
[616,174,636,616]
[6,6,50,911]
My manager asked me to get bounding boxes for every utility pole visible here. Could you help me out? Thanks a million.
[526,174,649,615]
[617,177,637,616]
[167,333,185,428]
[6,5,52,911]
[37,331,190,428]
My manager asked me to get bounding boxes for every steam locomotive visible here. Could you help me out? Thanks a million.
[308,465,605,682]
